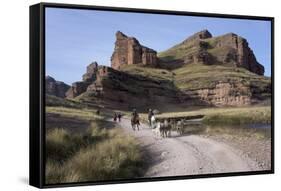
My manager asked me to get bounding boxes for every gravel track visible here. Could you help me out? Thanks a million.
[118,118,260,177]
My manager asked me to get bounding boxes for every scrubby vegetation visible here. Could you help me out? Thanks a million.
[45,106,145,184]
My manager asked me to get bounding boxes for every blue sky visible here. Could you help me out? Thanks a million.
[46,8,272,84]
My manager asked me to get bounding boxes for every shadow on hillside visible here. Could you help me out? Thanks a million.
[112,65,211,112]
[157,57,186,70]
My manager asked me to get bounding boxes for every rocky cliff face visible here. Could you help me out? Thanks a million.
[66,62,180,109]
[82,61,98,82]
[66,62,98,98]
[64,30,270,108]
[184,82,252,106]
[209,33,264,75]
[66,62,271,108]
[45,76,70,98]
[111,31,158,70]
[66,61,115,98]
[158,30,265,75]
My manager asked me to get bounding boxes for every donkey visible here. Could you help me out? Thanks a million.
[159,119,172,138]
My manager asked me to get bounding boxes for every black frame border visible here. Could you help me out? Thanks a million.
[29,2,275,189]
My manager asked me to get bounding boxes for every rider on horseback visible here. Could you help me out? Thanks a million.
[132,108,138,118]
[131,108,140,131]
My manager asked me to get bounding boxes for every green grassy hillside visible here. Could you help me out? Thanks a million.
[158,40,201,62]
[173,64,271,91]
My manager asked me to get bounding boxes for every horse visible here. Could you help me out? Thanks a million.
[131,115,140,131]
[162,119,172,137]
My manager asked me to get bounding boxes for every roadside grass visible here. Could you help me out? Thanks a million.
[205,125,271,139]
[46,120,144,184]
[62,133,143,182]
[45,106,144,184]
[156,106,271,125]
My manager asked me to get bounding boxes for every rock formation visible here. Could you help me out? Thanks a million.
[65,81,89,98]
[65,61,180,109]
[64,30,270,108]
[45,76,70,98]
[111,31,158,70]
[82,61,98,82]
[66,62,96,98]
[196,82,252,106]
[182,29,213,43]
[211,33,264,75]
[66,62,110,98]
[159,30,265,75]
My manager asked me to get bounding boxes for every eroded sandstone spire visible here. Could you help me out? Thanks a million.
[111,31,158,70]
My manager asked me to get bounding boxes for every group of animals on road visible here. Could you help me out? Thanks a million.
[130,108,186,138]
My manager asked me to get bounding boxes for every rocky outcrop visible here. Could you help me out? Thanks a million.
[66,62,111,98]
[196,82,252,106]
[66,62,98,98]
[182,29,212,43]
[210,33,264,75]
[111,31,158,70]
[159,30,265,75]
[65,62,180,109]
[64,30,270,108]
[82,62,98,82]
[45,76,70,98]
[65,81,89,98]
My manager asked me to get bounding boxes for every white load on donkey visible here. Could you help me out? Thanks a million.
[148,109,171,138]
[151,117,172,138]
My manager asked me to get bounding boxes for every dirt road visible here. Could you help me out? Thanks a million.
[118,118,260,177]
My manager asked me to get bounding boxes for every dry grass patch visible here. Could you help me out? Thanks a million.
[46,122,144,184]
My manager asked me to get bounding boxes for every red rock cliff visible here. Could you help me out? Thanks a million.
[111,31,158,70]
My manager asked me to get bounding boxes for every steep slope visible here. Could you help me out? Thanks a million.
[111,31,158,70]
[173,64,271,106]
[158,30,264,75]
[72,64,181,111]
[156,30,270,106]
[65,30,271,109]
